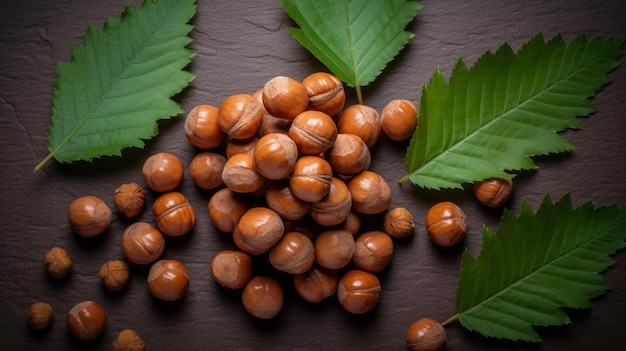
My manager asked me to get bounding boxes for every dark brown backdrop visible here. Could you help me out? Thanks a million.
[1,0,625,350]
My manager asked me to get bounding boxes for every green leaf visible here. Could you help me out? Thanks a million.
[402,33,623,189]
[277,0,422,103]
[453,194,626,342]
[35,0,197,172]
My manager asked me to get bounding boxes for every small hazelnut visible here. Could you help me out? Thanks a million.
[293,265,339,303]
[474,177,514,208]
[383,207,414,239]
[269,232,315,274]
[222,152,266,194]
[381,99,418,141]
[289,155,333,203]
[352,231,394,273]
[152,192,196,236]
[337,104,382,147]
[405,318,446,351]
[337,270,381,314]
[262,76,309,120]
[147,259,190,301]
[334,210,361,236]
[233,207,284,255]
[44,246,72,279]
[348,170,392,214]
[208,188,253,232]
[326,133,371,176]
[184,104,226,149]
[265,179,310,220]
[309,177,352,227]
[253,89,293,136]
[426,201,467,246]
[99,260,130,292]
[218,94,264,139]
[225,137,258,158]
[314,229,355,270]
[210,250,254,289]
[68,195,112,237]
[142,152,184,193]
[241,276,284,319]
[189,152,226,190]
[288,110,337,155]
[66,301,107,341]
[113,182,145,218]
[28,301,53,330]
[302,72,345,117]
[121,222,165,265]
[113,329,145,351]
[253,133,298,180]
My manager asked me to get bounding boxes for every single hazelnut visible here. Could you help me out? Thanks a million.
[262,76,309,120]
[99,260,130,292]
[208,188,253,232]
[44,246,72,279]
[222,152,266,194]
[189,152,226,190]
[337,104,381,147]
[293,265,339,303]
[406,318,446,351]
[66,301,107,341]
[314,229,355,270]
[269,232,315,274]
[326,133,371,176]
[337,270,381,314]
[121,222,164,264]
[225,137,258,158]
[28,301,53,330]
[381,99,418,141]
[265,179,310,221]
[309,177,352,227]
[184,104,226,149]
[289,155,333,203]
[241,276,284,319]
[141,152,184,193]
[147,259,189,301]
[253,133,298,180]
[113,329,145,351]
[113,182,145,218]
[426,201,467,246]
[352,231,394,273]
[210,250,254,289]
[218,94,264,139]
[383,207,414,239]
[474,177,514,208]
[233,207,284,255]
[348,170,392,214]
[302,72,345,117]
[68,195,112,237]
[253,89,292,136]
[288,110,337,155]
[334,210,361,236]
[152,192,196,236]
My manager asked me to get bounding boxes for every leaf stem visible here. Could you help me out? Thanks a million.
[354,83,363,105]
[34,153,54,173]
[441,313,459,327]
[398,173,410,184]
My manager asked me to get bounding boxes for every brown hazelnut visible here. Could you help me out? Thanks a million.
[113,329,145,351]
[189,152,226,190]
[262,76,309,120]
[113,182,145,218]
[142,152,184,193]
[288,110,337,155]
[269,232,315,274]
[210,250,254,289]
[121,222,164,264]
[44,246,72,279]
[293,265,339,303]
[289,155,333,203]
[337,270,381,314]
[352,231,394,273]
[426,201,467,246]
[226,137,258,158]
[28,301,53,330]
[98,260,130,291]
[337,104,381,147]
[184,104,226,149]
[152,192,196,236]
[314,229,355,269]
[208,188,253,232]
[66,301,107,341]
[68,195,112,237]
[241,276,284,319]
[383,207,414,239]
[348,170,392,214]
[253,89,293,136]
[233,207,284,255]
[406,318,446,351]
[310,177,352,227]
[222,152,266,194]
[253,132,298,180]
[381,99,418,141]
[265,179,310,220]
[326,133,371,176]
[218,94,264,139]
[474,177,513,208]
[147,259,190,301]
[302,72,345,117]
[334,210,361,236]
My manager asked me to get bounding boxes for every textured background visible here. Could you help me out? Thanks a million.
[1,0,625,350]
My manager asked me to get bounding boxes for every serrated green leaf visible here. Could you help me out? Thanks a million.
[35,0,197,172]
[277,0,421,101]
[402,33,623,189]
[453,194,626,342]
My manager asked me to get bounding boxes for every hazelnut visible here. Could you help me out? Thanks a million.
[289,155,333,203]
[383,207,414,239]
[337,104,381,147]
[44,246,72,279]
[225,137,258,158]
[241,276,284,319]
[66,301,107,341]
[221,152,266,194]
[147,259,190,301]
[113,329,145,351]
[233,207,284,255]
[302,72,345,117]
[352,231,394,273]
[269,232,315,274]
[337,270,381,314]
[210,250,254,289]
[113,182,145,218]
[152,191,196,236]
[262,76,309,120]
[189,152,226,190]
[99,260,130,292]
[348,170,392,214]
[253,132,298,180]
[253,89,292,136]
[67,195,112,237]
[28,301,53,330]
[326,133,371,176]
[142,152,184,193]
[121,222,165,264]
[218,94,264,139]
[474,177,513,208]
[426,201,467,246]
[293,265,339,303]
[184,104,226,149]
[314,229,355,270]
[208,188,252,232]
[406,318,446,351]
[309,177,352,227]
[288,110,337,155]
[265,179,310,220]
[381,99,418,141]
[335,210,361,236]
